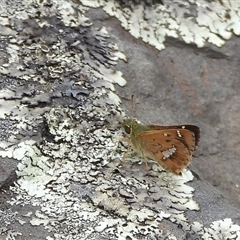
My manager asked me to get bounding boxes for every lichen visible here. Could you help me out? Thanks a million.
[0,209,22,240]
[0,0,240,239]
[80,0,240,49]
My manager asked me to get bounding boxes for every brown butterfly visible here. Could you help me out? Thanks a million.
[121,118,200,175]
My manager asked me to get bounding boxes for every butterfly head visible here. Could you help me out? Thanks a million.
[121,118,150,136]
[121,118,139,135]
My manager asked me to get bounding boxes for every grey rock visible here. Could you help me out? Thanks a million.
[0,158,17,190]
[1,1,240,239]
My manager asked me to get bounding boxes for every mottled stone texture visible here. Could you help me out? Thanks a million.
[1,0,240,239]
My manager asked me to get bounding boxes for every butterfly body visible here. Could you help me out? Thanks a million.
[121,118,200,175]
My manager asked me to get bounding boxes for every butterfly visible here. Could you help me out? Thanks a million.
[121,118,200,175]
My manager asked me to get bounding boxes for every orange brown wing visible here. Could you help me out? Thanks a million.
[148,125,200,150]
[137,127,199,175]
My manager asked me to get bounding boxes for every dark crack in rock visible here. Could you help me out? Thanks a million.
[115,0,164,8]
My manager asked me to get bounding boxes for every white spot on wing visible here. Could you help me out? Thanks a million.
[162,146,177,159]
[177,130,182,137]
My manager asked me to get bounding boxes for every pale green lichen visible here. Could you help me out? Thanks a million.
[80,0,240,49]
[1,0,240,239]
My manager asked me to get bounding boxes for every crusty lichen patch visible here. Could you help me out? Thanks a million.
[0,209,22,239]
[1,0,240,239]
[187,218,240,239]
[8,100,199,239]
[80,0,240,49]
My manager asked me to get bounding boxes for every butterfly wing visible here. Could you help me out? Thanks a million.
[137,127,199,175]
[148,125,200,150]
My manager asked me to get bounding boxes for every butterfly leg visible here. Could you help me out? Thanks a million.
[114,136,131,165]
[141,152,150,171]
[118,136,130,143]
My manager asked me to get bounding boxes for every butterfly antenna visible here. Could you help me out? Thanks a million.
[131,95,136,118]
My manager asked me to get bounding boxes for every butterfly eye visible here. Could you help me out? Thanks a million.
[124,125,131,134]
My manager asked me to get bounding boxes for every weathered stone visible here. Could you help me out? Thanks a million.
[0,158,17,190]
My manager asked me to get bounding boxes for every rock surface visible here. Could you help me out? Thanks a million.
[0,0,240,239]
